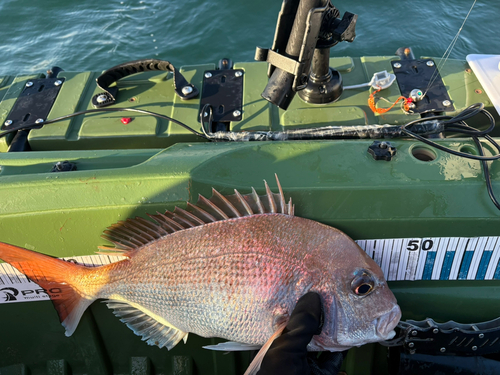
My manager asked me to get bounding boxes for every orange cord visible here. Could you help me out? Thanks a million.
[368,87,411,114]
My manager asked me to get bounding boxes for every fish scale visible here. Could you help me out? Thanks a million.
[99,215,308,345]
[0,177,401,375]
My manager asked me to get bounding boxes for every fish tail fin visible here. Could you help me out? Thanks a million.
[0,241,99,336]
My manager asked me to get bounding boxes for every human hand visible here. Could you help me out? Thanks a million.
[257,292,345,375]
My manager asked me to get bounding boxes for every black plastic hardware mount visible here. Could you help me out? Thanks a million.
[198,69,244,126]
[368,141,396,161]
[1,77,65,132]
[51,161,77,172]
[392,47,455,114]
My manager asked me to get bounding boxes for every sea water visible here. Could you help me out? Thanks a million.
[0,0,498,76]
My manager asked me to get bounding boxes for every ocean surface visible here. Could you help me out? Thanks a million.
[0,0,498,76]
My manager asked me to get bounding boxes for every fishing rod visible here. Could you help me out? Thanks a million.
[422,0,478,98]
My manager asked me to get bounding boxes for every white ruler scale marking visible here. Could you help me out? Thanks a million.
[475,237,495,280]
[1,237,500,305]
[381,239,393,279]
[415,239,427,280]
[431,238,447,280]
[468,237,487,280]
[449,238,469,280]
[421,237,438,280]
[373,240,384,269]
[356,237,500,282]
[485,237,500,280]
[440,237,458,280]
[388,240,402,281]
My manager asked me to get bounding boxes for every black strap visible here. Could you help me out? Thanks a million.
[92,59,199,107]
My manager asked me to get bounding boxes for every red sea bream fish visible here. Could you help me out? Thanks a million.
[0,176,401,374]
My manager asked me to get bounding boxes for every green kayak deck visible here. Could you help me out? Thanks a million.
[1,55,499,374]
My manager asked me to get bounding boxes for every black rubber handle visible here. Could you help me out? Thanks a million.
[93,59,199,107]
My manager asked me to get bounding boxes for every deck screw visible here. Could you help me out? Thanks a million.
[393,62,402,69]
[409,349,416,355]
[233,110,241,117]
[411,330,417,336]
[181,86,193,95]
[433,328,439,334]
[408,342,415,348]
[472,346,478,351]
[35,118,44,124]
[426,60,435,67]
[205,72,212,78]
[440,347,446,353]
[4,120,12,126]
[54,80,63,86]
[235,71,243,77]
[25,81,33,87]
[479,334,484,339]
[96,94,108,103]
[443,100,451,107]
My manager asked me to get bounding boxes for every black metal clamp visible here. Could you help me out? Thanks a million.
[383,317,500,357]
[92,59,199,108]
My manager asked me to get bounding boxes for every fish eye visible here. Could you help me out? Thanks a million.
[351,271,375,297]
[355,283,373,295]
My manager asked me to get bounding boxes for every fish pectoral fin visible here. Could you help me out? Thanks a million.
[203,342,261,351]
[105,300,187,350]
[243,322,287,375]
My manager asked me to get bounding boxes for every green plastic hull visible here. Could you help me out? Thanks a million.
[1,56,499,374]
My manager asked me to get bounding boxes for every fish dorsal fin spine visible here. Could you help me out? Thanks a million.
[99,175,293,255]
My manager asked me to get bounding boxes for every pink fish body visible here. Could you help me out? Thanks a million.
[0,177,400,369]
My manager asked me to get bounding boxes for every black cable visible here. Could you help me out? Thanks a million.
[401,103,500,161]
[473,136,500,210]
[0,107,208,140]
[402,103,500,211]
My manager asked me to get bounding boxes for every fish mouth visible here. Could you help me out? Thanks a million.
[375,305,401,340]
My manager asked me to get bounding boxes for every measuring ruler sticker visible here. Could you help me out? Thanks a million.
[373,240,384,269]
[467,237,487,280]
[474,237,495,280]
[449,238,468,280]
[405,241,420,281]
[485,237,500,280]
[380,239,393,280]
[388,239,402,282]
[356,236,500,281]
[432,238,448,280]
[421,238,439,280]
[440,237,458,280]
[459,238,479,280]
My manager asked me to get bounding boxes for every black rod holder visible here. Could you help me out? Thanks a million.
[256,1,357,109]
[261,0,324,110]
[298,46,343,104]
